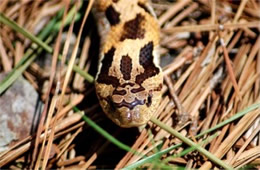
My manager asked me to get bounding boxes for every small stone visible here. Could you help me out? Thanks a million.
[0,74,43,152]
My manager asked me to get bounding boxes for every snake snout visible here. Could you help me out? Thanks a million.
[125,108,140,122]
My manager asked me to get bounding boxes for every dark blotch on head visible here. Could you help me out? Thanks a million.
[139,41,153,67]
[120,82,135,88]
[131,86,145,93]
[100,47,115,73]
[105,5,120,26]
[120,55,132,80]
[137,2,151,15]
[147,94,152,107]
[97,47,120,87]
[112,0,119,2]
[120,13,145,41]
[135,42,160,85]
[153,83,163,91]
[113,89,127,95]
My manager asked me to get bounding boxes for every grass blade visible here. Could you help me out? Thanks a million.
[150,117,233,169]
[0,4,93,94]
[124,133,219,169]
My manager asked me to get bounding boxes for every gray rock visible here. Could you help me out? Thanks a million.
[0,74,43,152]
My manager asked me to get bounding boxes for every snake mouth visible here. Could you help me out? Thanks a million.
[102,97,149,127]
[115,108,148,127]
[118,121,146,128]
[113,98,145,110]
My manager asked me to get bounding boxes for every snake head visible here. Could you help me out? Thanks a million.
[95,41,163,127]
[96,78,163,127]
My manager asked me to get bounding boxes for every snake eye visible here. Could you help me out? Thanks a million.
[146,94,152,107]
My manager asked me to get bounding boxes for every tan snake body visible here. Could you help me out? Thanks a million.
[94,0,163,127]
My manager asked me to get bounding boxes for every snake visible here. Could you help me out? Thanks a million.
[94,0,163,127]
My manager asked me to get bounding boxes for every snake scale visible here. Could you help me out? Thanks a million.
[94,0,163,127]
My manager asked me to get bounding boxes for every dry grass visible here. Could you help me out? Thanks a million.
[0,0,259,169]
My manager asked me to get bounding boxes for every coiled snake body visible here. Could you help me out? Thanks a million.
[94,0,163,127]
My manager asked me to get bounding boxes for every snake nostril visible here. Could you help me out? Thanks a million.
[146,94,152,107]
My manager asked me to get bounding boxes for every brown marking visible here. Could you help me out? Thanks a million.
[120,55,132,80]
[113,89,127,95]
[120,82,135,88]
[114,98,145,110]
[112,0,119,2]
[153,83,163,92]
[135,41,160,85]
[105,5,120,26]
[131,86,145,93]
[97,47,120,87]
[107,97,116,112]
[120,13,145,41]
[146,93,152,107]
[98,95,117,112]
[137,2,151,15]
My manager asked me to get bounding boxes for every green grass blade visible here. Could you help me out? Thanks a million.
[73,64,94,83]
[0,4,93,94]
[0,13,52,53]
[123,143,181,170]
[81,113,132,152]
[150,118,233,169]
[74,107,140,155]
[167,132,218,159]
[37,9,64,40]
[124,103,260,169]
[196,102,260,138]
[0,36,53,94]
[124,133,219,170]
